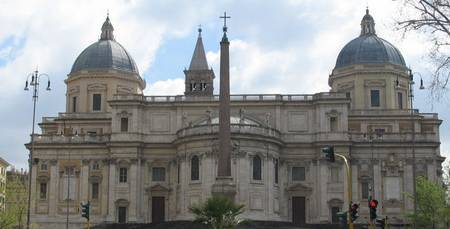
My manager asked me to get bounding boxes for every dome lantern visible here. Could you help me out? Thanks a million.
[360,8,376,36]
[100,14,115,41]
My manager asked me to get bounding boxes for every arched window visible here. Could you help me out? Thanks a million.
[253,155,262,180]
[191,156,199,181]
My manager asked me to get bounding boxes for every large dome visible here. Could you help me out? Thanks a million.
[70,16,139,75]
[71,40,139,74]
[334,9,406,69]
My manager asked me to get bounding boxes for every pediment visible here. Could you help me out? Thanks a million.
[286,183,313,192]
[87,83,107,91]
[145,184,171,192]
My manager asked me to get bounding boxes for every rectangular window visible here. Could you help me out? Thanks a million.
[330,167,340,183]
[72,96,77,112]
[274,159,279,184]
[40,183,47,200]
[398,92,403,109]
[119,168,128,183]
[93,94,101,111]
[92,162,100,170]
[292,167,306,181]
[40,163,48,171]
[331,207,340,223]
[120,118,128,132]
[370,90,380,107]
[152,167,166,182]
[345,92,351,98]
[330,117,337,132]
[362,181,369,199]
[92,182,99,200]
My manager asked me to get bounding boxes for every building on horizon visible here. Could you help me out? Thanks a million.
[26,10,445,228]
[0,157,10,211]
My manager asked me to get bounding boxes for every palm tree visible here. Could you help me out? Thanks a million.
[189,195,245,229]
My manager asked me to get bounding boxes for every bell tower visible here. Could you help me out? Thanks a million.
[184,27,215,96]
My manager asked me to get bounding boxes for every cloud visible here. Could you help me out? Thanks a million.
[144,78,185,95]
[0,0,448,168]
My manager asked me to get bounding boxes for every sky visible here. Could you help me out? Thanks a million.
[0,0,448,170]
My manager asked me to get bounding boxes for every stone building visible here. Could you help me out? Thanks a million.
[28,10,445,228]
[0,157,10,211]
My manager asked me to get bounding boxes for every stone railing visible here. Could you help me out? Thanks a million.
[349,109,439,118]
[42,117,56,123]
[32,134,110,144]
[57,112,111,119]
[112,92,347,103]
[349,132,438,143]
[176,124,281,139]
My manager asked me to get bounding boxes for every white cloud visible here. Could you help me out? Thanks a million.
[144,78,185,95]
[1,0,449,168]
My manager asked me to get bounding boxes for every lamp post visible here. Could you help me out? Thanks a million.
[398,69,424,228]
[24,68,51,229]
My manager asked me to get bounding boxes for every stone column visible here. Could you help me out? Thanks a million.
[319,161,329,222]
[404,162,414,210]
[80,160,90,202]
[106,160,116,222]
[128,161,137,222]
[48,160,58,216]
[373,161,382,201]
[351,164,358,204]
[30,162,37,216]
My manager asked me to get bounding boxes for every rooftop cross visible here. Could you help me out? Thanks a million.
[220,12,231,32]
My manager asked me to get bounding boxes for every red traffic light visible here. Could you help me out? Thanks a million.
[369,199,378,208]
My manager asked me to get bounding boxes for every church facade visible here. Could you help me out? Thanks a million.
[28,10,445,228]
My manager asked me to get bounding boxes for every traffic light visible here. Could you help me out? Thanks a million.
[80,201,90,220]
[369,199,378,220]
[350,203,359,222]
[321,147,335,162]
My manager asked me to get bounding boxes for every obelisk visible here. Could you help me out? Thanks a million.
[212,12,236,198]
[218,11,231,177]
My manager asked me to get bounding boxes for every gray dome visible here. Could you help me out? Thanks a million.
[70,16,139,75]
[334,9,406,69]
[70,40,139,74]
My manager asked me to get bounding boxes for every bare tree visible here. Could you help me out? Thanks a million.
[395,0,450,100]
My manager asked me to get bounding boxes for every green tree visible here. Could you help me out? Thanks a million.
[189,195,245,229]
[0,173,28,229]
[408,176,449,228]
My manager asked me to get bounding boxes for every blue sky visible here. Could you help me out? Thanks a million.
[0,0,448,170]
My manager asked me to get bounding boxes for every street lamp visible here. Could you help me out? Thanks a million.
[24,68,50,229]
[407,69,424,229]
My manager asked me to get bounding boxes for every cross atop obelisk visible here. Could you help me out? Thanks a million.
[217,11,231,178]
[220,12,231,32]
